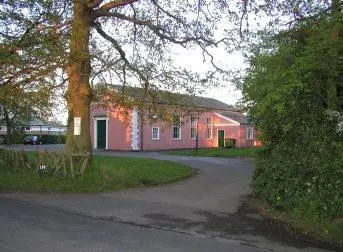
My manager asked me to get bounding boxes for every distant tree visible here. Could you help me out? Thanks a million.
[0,1,68,143]
[0,85,53,144]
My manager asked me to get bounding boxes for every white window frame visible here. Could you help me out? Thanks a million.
[173,116,181,140]
[152,127,160,140]
[190,116,198,139]
[206,118,213,139]
[246,127,254,140]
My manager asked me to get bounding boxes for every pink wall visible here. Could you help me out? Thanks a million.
[107,110,131,150]
[90,104,259,150]
[140,112,256,150]
[90,104,131,150]
[141,112,218,150]
[238,125,260,148]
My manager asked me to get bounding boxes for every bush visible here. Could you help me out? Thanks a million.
[9,132,26,144]
[2,134,66,144]
[225,138,236,148]
[40,135,66,144]
[252,142,343,221]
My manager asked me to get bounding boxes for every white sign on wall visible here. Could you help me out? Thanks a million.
[74,117,81,135]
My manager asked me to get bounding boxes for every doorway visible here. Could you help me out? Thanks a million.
[97,120,106,149]
[218,130,225,148]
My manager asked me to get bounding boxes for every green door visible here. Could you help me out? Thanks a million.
[218,130,224,148]
[97,120,106,149]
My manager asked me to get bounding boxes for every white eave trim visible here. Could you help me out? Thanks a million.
[214,112,240,125]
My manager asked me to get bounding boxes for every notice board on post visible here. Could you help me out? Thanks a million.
[74,117,81,136]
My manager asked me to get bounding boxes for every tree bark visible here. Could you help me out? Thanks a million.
[3,107,12,145]
[65,0,93,154]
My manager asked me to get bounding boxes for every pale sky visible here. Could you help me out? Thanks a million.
[173,45,245,106]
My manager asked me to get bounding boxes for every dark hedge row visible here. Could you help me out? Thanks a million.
[1,134,66,144]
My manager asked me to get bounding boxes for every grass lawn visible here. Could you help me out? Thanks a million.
[0,155,194,193]
[165,147,260,158]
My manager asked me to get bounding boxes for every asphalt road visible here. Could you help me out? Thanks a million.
[1,145,337,251]
[0,197,260,252]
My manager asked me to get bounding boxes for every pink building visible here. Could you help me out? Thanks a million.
[90,87,259,151]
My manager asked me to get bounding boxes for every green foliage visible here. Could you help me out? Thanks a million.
[8,131,26,144]
[4,134,66,144]
[253,145,343,218]
[241,7,343,231]
[224,138,236,148]
[40,135,66,144]
[0,1,68,142]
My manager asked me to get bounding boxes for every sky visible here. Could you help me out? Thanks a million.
[174,46,245,106]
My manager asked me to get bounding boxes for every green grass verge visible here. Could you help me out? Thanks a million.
[165,147,260,158]
[246,195,343,245]
[0,155,194,193]
[290,207,343,245]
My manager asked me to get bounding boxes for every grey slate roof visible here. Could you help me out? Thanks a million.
[218,111,250,125]
[97,84,252,125]
[104,84,238,111]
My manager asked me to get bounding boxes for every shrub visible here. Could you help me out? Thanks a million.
[2,134,66,144]
[252,142,343,221]
[225,138,236,148]
[40,135,66,144]
[9,132,26,144]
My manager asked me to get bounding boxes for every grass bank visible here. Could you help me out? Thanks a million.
[245,195,343,248]
[0,155,194,193]
[165,147,260,158]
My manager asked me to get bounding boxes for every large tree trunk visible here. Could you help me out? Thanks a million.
[3,107,11,145]
[65,0,93,154]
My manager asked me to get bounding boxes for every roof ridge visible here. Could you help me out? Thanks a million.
[99,84,237,111]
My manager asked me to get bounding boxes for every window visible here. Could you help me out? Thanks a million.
[152,127,160,140]
[190,116,198,139]
[206,118,213,139]
[25,127,30,131]
[173,116,181,139]
[247,127,254,140]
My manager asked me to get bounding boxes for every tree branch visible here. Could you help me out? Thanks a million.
[99,0,139,11]
[239,0,248,37]
[93,22,148,83]
[150,0,187,26]
[94,11,214,46]
[88,0,104,9]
